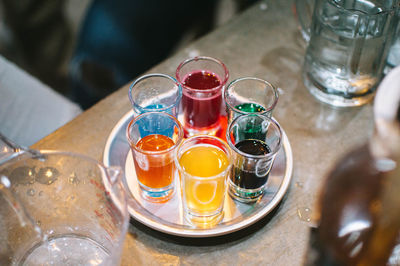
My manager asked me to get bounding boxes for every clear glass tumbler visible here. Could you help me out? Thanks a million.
[299,0,399,107]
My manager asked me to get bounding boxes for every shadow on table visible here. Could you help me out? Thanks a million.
[129,195,287,246]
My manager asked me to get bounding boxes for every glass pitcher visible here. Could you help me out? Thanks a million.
[0,135,129,265]
[295,0,399,107]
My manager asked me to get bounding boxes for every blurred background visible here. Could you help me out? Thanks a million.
[0,0,258,146]
[0,0,257,109]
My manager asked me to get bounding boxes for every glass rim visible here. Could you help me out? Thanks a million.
[224,76,279,114]
[175,56,230,94]
[174,135,232,181]
[128,73,182,112]
[0,149,129,208]
[327,0,398,17]
[226,114,283,159]
[2,149,111,170]
[126,112,184,155]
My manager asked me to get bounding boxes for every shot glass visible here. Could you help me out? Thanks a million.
[224,77,278,125]
[126,112,184,202]
[226,114,282,203]
[175,135,232,227]
[128,73,182,117]
[176,56,229,136]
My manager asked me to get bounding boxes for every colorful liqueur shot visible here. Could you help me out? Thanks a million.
[224,77,278,125]
[233,139,272,189]
[128,73,182,117]
[176,56,229,137]
[227,114,282,203]
[127,112,184,202]
[235,102,266,113]
[134,134,175,189]
[175,135,231,227]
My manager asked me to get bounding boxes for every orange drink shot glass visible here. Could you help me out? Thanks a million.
[127,112,184,202]
[175,135,232,227]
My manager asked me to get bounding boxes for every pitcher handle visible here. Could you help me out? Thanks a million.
[0,132,26,164]
[293,0,315,42]
[0,132,23,151]
[0,175,41,234]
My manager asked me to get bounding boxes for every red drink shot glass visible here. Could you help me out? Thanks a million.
[176,56,229,137]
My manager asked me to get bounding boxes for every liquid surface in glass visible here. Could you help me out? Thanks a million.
[235,103,266,113]
[183,70,221,90]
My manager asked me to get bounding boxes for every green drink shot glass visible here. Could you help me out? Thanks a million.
[224,77,278,127]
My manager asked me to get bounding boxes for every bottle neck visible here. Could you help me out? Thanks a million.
[372,65,400,159]
[370,118,400,159]
[358,141,400,265]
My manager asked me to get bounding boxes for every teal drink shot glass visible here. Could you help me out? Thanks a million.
[224,77,278,126]
[128,73,182,117]
[129,73,182,137]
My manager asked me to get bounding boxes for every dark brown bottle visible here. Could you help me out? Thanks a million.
[304,66,400,266]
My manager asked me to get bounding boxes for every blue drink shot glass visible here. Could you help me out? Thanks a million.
[129,73,182,137]
[128,73,182,117]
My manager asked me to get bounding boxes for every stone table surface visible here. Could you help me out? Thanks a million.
[32,0,375,265]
